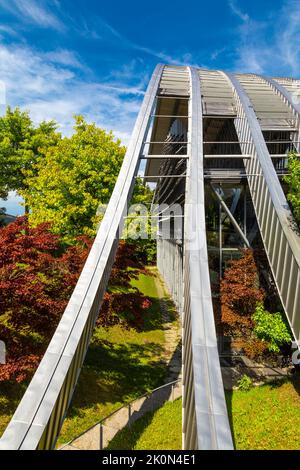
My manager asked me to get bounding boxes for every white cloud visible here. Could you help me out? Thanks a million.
[228,0,300,77]
[0,0,64,31]
[228,0,249,22]
[0,43,145,144]
[43,49,83,68]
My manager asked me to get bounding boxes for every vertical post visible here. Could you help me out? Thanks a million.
[244,183,247,240]
[219,192,223,280]
[99,423,103,450]
[128,403,131,427]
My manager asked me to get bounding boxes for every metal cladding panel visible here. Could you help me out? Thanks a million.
[198,69,236,116]
[234,74,296,130]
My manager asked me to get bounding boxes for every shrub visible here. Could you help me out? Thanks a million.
[220,249,265,336]
[252,303,292,353]
[237,374,253,391]
[284,151,300,227]
[0,216,91,382]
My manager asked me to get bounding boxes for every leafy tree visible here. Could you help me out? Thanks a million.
[22,116,126,241]
[97,241,152,330]
[0,107,60,210]
[284,151,300,227]
[0,216,91,382]
[252,303,292,353]
[124,178,156,264]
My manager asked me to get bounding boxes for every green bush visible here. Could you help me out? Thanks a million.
[284,151,300,227]
[252,303,292,353]
[237,374,253,391]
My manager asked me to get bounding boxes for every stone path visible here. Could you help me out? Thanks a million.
[60,268,182,451]
[221,354,292,390]
[152,268,182,382]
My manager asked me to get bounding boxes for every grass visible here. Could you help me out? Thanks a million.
[0,380,29,438]
[226,373,300,450]
[56,267,177,446]
[0,267,177,445]
[100,374,300,450]
[106,398,182,450]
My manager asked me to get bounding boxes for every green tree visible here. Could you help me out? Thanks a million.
[0,106,60,211]
[284,151,300,226]
[22,116,127,241]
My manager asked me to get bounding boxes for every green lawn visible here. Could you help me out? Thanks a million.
[226,374,300,450]
[56,268,177,446]
[102,374,300,450]
[107,398,182,450]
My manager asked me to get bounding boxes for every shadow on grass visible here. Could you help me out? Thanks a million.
[0,380,29,438]
[103,340,182,450]
[66,339,166,418]
[106,410,155,450]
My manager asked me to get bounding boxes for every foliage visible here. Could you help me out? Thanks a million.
[106,398,182,450]
[0,224,155,382]
[252,303,292,353]
[237,374,253,391]
[21,116,125,241]
[0,106,60,206]
[97,241,153,330]
[0,216,91,382]
[284,151,300,226]
[124,178,156,264]
[220,249,265,337]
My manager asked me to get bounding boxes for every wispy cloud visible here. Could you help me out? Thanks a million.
[0,0,65,31]
[82,15,200,67]
[228,0,300,77]
[228,0,249,22]
[0,43,145,143]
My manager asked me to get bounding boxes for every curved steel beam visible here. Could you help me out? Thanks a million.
[182,67,233,450]
[0,64,164,450]
[223,71,300,341]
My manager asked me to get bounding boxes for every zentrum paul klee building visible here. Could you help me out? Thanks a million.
[0,65,300,450]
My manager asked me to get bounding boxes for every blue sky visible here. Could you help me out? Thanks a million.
[0,0,299,141]
[0,0,299,214]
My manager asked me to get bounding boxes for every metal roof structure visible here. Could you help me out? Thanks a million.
[0,65,300,450]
